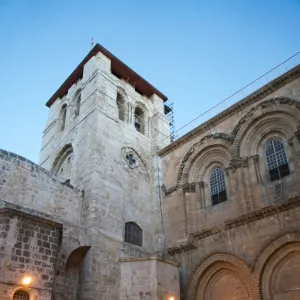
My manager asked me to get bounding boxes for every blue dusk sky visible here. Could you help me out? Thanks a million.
[0,0,300,162]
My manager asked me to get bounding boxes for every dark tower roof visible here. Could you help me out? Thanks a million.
[46,43,168,107]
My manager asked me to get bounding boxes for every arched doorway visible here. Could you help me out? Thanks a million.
[188,254,253,300]
[54,246,90,300]
[261,243,300,299]
[12,290,29,300]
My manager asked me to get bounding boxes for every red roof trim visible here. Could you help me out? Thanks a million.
[46,43,168,107]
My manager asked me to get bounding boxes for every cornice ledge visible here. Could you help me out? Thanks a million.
[167,240,196,255]
[162,182,199,196]
[225,196,300,229]
[167,196,300,255]
[159,65,300,157]
[190,227,221,241]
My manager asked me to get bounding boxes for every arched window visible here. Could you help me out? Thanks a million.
[61,104,67,131]
[116,93,125,121]
[210,167,227,206]
[51,144,74,182]
[125,222,142,247]
[266,139,290,182]
[13,290,29,300]
[134,107,144,134]
[75,94,81,117]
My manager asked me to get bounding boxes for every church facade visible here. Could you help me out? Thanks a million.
[0,44,300,300]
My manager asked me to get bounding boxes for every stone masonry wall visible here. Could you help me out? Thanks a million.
[0,205,62,300]
[160,67,300,299]
[0,149,83,225]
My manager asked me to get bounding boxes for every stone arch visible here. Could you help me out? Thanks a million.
[51,144,74,181]
[231,97,300,158]
[10,287,38,300]
[12,290,30,300]
[54,246,91,300]
[252,232,300,300]
[239,114,296,158]
[189,145,231,183]
[188,253,253,300]
[65,246,91,271]
[177,134,233,186]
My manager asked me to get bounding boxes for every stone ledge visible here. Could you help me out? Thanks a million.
[167,241,196,255]
[119,255,180,267]
[0,201,63,229]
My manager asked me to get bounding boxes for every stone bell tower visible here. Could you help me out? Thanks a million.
[39,44,180,300]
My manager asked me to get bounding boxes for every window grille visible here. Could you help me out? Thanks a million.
[266,140,290,182]
[125,222,142,247]
[210,168,227,205]
[13,291,29,300]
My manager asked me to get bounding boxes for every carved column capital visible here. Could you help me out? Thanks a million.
[252,154,259,164]
[197,181,204,188]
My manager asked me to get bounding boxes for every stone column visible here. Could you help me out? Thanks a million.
[197,181,205,209]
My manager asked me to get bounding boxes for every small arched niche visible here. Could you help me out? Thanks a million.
[51,144,74,182]
[60,104,67,131]
[74,89,81,117]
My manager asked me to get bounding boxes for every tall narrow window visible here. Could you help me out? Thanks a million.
[210,168,227,205]
[125,222,142,247]
[116,93,125,121]
[134,107,144,134]
[75,94,81,117]
[13,290,30,300]
[61,104,67,131]
[266,139,290,182]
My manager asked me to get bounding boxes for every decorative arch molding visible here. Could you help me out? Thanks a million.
[252,232,300,300]
[134,99,151,112]
[116,86,128,98]
[239,116,296,158]
[177,134,233,186]
[51,144,74,175]
[188,253,253,300]
[231,97,300,158]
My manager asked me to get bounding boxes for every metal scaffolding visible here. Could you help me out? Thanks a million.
[164,100,176,142]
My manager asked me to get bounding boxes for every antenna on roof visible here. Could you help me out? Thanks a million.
[91,38,94,49]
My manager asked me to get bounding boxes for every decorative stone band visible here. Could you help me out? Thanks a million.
[162,181,202,195]
[167,241,196,255]
[167,196,300,255]
[224,195,300,230]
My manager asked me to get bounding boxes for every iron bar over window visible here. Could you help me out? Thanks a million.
[125,222,142,247]
[210,168,227,206]
[266,140,290,182]
[13,291,30,300]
